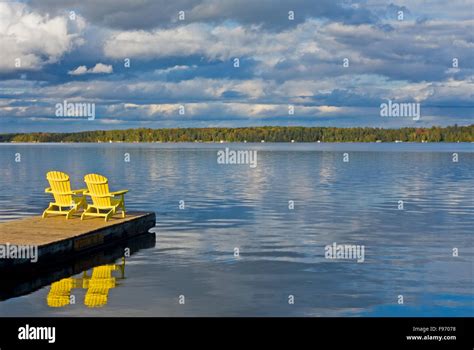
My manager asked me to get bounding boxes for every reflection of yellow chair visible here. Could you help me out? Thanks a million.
[46,258,126,308]
[84,266,116,308]
[47,278,76,307]
[42,171,87,219]
[81,174,128,222]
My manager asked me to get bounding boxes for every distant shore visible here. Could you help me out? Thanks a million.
[1,125,473,143]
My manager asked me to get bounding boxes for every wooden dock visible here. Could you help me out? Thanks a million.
[0,212,156,269]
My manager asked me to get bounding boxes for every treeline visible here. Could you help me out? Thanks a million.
[1,125,473,143]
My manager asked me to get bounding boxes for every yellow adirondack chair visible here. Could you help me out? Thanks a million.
[42,171,87,219]
[81,173,128,222]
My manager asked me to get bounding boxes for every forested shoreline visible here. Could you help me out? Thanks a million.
[1,125,473,143]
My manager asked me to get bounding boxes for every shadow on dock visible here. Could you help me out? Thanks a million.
[0,231,156,302]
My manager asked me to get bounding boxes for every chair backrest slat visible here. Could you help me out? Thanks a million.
[46,171,73,206]
[84,173,111,207]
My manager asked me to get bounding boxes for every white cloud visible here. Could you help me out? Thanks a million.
[68,65,88,75]
[102,17,473,85]
[105,102,344,119]
[0,2,85,72]
[103,22,292,61]
[68,63,113,75]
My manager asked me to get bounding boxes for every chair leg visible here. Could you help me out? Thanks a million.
[42,204,54,219]
[105,209,114,222]
[66,207,76,220]
[120,201,125,218]
[121,196,126,218]
[79,198,87,211]
[81,207,92,220]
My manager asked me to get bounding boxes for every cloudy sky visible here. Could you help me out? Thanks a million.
[0,0,472,133]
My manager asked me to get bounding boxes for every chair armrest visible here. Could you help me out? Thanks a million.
[110,190,128,196]
[72,188,87,194]
[45,188,75,195]
[83,190,128,198]
[83,191,116,198]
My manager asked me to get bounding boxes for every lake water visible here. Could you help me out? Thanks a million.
[0,143,472,316]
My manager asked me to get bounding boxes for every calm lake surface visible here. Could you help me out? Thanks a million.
[0,143,473,316]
